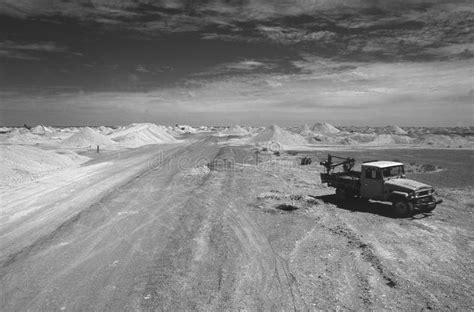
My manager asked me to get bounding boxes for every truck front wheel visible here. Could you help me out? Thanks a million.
[424,204,436,213]
[393,200,414,217]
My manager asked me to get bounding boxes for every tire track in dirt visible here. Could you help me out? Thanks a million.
[138,146,306,311]
[287,200,402,310]
[326,224,398,289]
[323,222,397,310]
[218,147,306,311]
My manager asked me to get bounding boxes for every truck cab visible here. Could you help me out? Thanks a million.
[360,161,405,200]
[319,155,442,217]
[360,161,441,215]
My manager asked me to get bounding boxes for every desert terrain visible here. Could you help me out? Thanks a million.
[0,123,473,311]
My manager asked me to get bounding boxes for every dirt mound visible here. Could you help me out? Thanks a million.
[98,126,113,135]
[219,125,249,136]
[256,190,321,213]
[0,128,45,144]
[0,145,88,186]
[348,133,378,143]
[365,134,414,145]
[250,125,308,149]
[385,125,408,135]
[335,137,358,145]
[168,126,185,136]
[177,125,197,133]
[31,125,45,135]
[297,124,315,137]
[110,123,177,147]
[312,122,340,134]
[61,127,117,148]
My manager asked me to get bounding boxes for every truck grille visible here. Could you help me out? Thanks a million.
[417,190,431,197]
[416,196,433,204]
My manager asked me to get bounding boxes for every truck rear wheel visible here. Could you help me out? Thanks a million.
[393,200,414,217]
[335,188,348,202]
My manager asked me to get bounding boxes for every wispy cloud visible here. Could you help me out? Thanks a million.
[0,41,66,52]
[0,40,67,60]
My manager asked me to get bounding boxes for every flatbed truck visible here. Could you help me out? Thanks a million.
[320,155,442,217]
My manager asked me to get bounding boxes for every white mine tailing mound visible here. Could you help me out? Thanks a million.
[365,134,414,145]
[0,145,88,186]
[298,124,315,136]
[250,125,308,148]
[1,128,46,144]
[168,126,186,137]
[311,122,340,134]
[219,125,249,136]
[31,125,47,135]
[385,125,408,135]
[110,123,177,147]
[177,125,197,133]
[347,133,377,143]
[61,127,117,148]
[98,126,114,135]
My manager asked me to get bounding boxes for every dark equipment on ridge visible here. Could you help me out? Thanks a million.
[301,156,312,165]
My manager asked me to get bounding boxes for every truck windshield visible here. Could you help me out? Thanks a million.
[382,166,404,178]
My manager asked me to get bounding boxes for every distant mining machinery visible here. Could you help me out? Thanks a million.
[320,154,355,173]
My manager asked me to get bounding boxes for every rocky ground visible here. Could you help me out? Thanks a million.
[0,134,472,311]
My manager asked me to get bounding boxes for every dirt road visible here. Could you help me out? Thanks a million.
[0,138,305,311]
[1,136,472,311]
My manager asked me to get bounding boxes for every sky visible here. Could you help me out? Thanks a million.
[0,0,473,126]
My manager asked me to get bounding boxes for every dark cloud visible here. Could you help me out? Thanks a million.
[0,0,472,92]
[202,5,474,62]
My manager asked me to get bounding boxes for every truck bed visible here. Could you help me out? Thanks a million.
[320,171,361,192]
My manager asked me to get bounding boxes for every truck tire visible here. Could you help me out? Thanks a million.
[335,188,348,202]
[424,205,436,213]
[393,200,414,217]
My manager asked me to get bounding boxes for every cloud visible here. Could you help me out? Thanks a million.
[174,58,474,123]
[135,65,150,73]
[0,41,66,52]
[2,58,473,126]
[1,0,472,63]
[0,49,39,60]
[202,60,273,74]
[0,40,68,60]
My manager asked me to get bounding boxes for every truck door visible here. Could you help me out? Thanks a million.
[361,167,383,200]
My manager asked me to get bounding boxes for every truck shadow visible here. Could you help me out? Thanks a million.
[313,194,433,219]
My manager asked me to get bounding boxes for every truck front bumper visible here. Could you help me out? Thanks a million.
[412,196,442,209]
